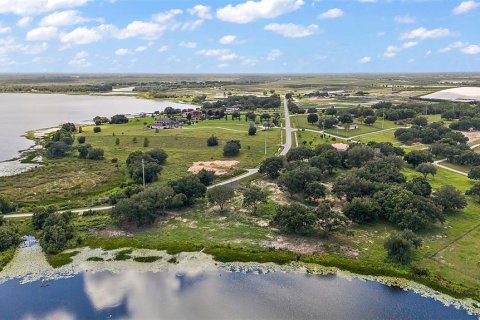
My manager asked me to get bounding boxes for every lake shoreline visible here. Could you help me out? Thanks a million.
[1,246,479,318]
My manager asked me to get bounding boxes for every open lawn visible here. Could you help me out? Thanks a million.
[80,117,281,181]
[296,130,334,147]
[357,129,400,145]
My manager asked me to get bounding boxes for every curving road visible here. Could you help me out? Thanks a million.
[6,96,294,219]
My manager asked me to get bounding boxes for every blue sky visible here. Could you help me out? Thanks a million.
[0,0,479,73]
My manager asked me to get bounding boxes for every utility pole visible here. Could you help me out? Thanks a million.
[264,127,267,155]
[425,104,428,116]
[382,110,385,129]
[142,158,146,189]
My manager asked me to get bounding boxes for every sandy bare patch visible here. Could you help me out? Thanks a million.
[255,180,289,204]
[32,127,59,138]
[90,229,133,238]
[461,131,480,143]
[261,236,325,255]
[188,160,239,175]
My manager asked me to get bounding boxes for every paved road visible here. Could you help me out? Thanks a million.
[6,96,295,219]
[432,144,480,176]
[279,96,293,156]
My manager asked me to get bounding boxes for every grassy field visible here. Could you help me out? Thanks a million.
[80,117,281,181]
[0,116,281,208]
[0,159,124,207]
[290,114,402,139]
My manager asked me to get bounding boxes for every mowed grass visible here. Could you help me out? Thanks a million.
[80,117,281,181]
[296,129,338,147]
[290,114,402,138]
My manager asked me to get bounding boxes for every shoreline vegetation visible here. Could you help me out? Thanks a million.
[1,245,479,317]
[1,78,480,308]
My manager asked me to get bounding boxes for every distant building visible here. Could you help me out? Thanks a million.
[331,143,349,152]
[151,118,182,129]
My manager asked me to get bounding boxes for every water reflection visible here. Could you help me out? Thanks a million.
[0,270,476,320]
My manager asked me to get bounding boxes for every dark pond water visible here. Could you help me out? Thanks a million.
[0,270,475,320]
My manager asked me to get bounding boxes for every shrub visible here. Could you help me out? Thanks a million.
[197,169,215,186]
[207,186,235,211]
[384,230,422,264]
[77,136,86,144]
[273,203,316,235]
[223,140,241,157]
[0,226,20,252]
[86,148,104,160]
[93,126,101,133]
[207,135,218,147]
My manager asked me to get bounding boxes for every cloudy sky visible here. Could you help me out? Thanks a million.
[0,0,479,73]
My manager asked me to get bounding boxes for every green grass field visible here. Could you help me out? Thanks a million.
[80,117,281,181]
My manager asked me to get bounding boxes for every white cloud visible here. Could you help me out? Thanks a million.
[461,44,480,55]
[0,0,90,16]
[153,9,183,23]
[179,19,204,31]
[358,56,371,63]
[26,26,58,41]
[135,46,147,52]
[377,31,386,36]
[450,41,468,48]
[217,63,229,68]
[0,37,49,58]
[158,45,168,53]
[179,41,197,48]
[0,27,11,34]
[115,48,132,56]
[318,8,344,19]
[394,15,416,24]
[400,27,454,40]
[383,41,418,58]
[196,48,238,61]
[438,41,469,53]
[266,49,282,61]
[116,21,164,40]
[69,50,92,67]
[438,47,451,53]
[453,1,480,15]
[264,23,319,38]
[39,10,89,26]
[17,16,32,27]
[217,0,305,23]
[219,35,236,44]
[187,5,212,19]
[60,24,113,45]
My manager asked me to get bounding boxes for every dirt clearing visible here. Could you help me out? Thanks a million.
[188,160,239,175]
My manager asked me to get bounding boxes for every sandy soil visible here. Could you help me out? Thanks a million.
[188,160,239,175]
[32,127,59,138]
[461,131,480,143]
[261,236,326,255]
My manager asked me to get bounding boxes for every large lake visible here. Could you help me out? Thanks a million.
[0,270,476,319]
[0,93,193,162]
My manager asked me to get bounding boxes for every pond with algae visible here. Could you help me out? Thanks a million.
[0,245,478,320]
